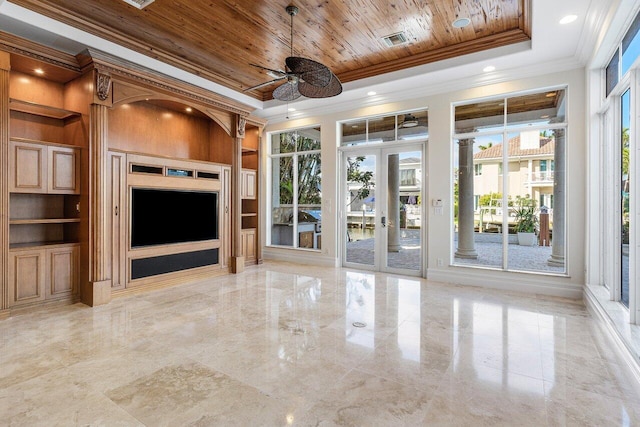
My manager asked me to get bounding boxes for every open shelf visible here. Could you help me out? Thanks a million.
[10,99,81,120]
[10,218,81,225]
[9,241,79,250]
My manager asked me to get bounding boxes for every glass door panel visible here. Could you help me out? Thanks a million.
[621,89,630,307]
[385,150,422,271]
[345,154,377,267]
[343,146,423,275]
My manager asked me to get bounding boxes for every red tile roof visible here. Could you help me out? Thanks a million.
[473,136,554,160]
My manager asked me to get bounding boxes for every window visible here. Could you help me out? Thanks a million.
[341,111,428,146]
[400,169,416,186]
[269,127,322,250]
[453,88,567,275]
[598,7,640,319]
[621,89,630,307]
[622,11,640,75]
[606,53,620,97]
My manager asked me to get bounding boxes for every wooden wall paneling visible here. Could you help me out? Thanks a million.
[10,111,66,143]
[221,166,231,269]
[0,53,9,315]
[108,101,211,160]
[230,115,244,273]
[87,103,111,306]
[108,151,126,290]
[209,122,233,165]
[9,71,65,108]
[63,71,92,306]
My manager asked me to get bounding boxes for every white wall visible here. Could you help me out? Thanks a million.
[263,68,586,298]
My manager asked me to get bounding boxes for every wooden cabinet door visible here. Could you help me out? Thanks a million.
[48,146,79,194]
[242,169,256,199]
[46,245,78,298]
[8,249,46,306]
[242,229,256,262]
[10,141,47,193]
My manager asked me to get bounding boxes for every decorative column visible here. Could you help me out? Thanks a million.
[455,138,478,259]
[87,71,112,306]
[230,115,246,273]
[388,154,401,252]
[548,128,565,267]
[0,52,10,317]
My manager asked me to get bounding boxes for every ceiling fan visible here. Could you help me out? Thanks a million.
[244,5,342,101]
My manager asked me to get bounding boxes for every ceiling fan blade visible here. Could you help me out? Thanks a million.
[286,57,332,87]
[249,63,287,77]
[243,77,286,92]
[298,72,342,98]
[273,81,302,101]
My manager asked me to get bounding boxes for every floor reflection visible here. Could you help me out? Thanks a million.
[1,262,639,425]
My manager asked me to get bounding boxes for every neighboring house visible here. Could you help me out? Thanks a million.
[473,130,555,212]
[347,156,422,211]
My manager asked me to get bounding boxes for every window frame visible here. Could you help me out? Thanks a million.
[267,127,322,251]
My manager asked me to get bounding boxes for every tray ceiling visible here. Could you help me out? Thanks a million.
[9,0,531,101]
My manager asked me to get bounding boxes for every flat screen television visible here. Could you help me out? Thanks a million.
[131,188,218,247]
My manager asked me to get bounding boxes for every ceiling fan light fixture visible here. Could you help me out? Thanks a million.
[245,4,342,101]
[401,113,419,128]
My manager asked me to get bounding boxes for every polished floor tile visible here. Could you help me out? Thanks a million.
[1,261,639,426]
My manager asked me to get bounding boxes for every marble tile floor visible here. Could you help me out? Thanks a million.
[1,261,640,426]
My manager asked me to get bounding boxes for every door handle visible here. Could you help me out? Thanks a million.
[381,216,386,227]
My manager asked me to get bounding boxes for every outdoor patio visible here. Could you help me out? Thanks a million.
[346,229,567,273]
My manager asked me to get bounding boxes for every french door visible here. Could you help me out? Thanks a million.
[341,145,424,275]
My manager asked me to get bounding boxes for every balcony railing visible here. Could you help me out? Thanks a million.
[529,171,554,182]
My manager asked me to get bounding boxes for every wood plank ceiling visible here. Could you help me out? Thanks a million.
[10,0,531,101]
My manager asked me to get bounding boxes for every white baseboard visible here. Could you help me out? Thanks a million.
[426,267,583,299]
[584,286,640,386]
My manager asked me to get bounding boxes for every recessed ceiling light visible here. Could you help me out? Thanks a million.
[288,107,296,112]
[483,65,496,72]
[34,68,44,75]
[367,91,376,96]
[559,15,577,24]
[452,17,471,28]
[185,107,192,112]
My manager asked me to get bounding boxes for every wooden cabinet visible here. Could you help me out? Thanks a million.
[10,140,79,195]
[46,245,79,299]
[8,244,78,307]
[242,228,256,262]
[48,145,80,194]
[8,248,46,306]
[241,169,256,199]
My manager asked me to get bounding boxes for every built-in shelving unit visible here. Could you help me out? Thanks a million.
[6,70,86,309]
[240,125,260,264]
